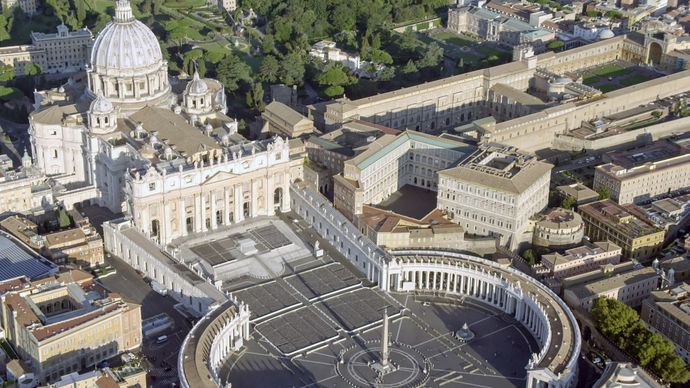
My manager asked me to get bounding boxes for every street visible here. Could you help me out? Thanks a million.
[98,254,192,387]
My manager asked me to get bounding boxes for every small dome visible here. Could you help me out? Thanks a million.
[186,71,208,95]
[598,29,615,39]
[90,93,114,114]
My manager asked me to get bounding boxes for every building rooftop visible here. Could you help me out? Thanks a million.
[564,262,657,299]
[542,241,621,268]
[646,283,690,331]
[556,183,600,202]
[535,208,583,230]
[0,231,57,281]
[593,362,661,388]
[578,200,661,238]
[440,144,552,194]
[350,130,475,171]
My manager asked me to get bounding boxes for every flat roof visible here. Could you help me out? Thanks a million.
[0,231,57,281]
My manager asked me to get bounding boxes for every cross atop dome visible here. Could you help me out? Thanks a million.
[114,0,134,23]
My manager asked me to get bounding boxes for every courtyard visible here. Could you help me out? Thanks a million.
[579,61,662,93]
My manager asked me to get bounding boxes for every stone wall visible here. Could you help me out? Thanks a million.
[103,218,227,317]
[553,115,690,152]
[290,182,390,287]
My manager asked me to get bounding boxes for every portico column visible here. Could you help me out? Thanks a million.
[234,185,243,222]
[224,188,230,225]
[163,202,171,244]
[194,194,202,233]
[179,198,186,237]
[210,190,217,229]
[200,194,207,232]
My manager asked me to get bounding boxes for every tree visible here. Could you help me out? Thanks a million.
[24,63,42,77]
[259,55,280,83]
[561,195,576,210]
[651,110,663,119]
[182,49,204,76]
[376,66,395,81]
[547,40,565,51]
[591,298,640,347]
[330,3,355,32]
[0,64,14,82]
[323,85,344,97]
[522,249,536,265]
[401,59,417,74]
[216,54,252,92]
[245,82,265,111]
[319,66,349,87]
[318,66,351,97]
[597,186,610,200]
[655,353,690,383]
[58,209,71,228]
[279,52,305,86]
[262,34,277,56]
[417,42,444,69]
[366,49,393,65]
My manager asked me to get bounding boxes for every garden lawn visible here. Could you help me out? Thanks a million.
[164,0,206,8]
[431,31,476,47]
[620,74,653,87]
[597,83,618,93]
[0,86,22,101]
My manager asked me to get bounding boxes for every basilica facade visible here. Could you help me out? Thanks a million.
[29,0,293,244]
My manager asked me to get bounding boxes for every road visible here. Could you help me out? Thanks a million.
[98,254,192,387]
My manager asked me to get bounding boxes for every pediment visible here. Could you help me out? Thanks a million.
[202,170,238,186]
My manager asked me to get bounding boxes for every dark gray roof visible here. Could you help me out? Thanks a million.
[0,232,57,281]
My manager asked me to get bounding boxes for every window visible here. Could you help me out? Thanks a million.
[149,183,156,191]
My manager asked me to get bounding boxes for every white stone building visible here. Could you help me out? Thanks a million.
[28,0,295,245]
[438,144,552,249]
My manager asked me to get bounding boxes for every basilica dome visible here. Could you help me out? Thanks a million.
[86,0,171,111]
[90,0,163,75]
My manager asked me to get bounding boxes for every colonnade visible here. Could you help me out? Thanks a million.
[389,257,550,347]
[208,303,251,379]
[385,250,580,388]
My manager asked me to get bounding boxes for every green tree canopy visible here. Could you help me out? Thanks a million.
[561,195,576,210]
[259,55,280,83]
[597,186,610,200]
[366,49,393,65]
[279,52,305,86]
[0,64,15,82]
[216,54,252,92]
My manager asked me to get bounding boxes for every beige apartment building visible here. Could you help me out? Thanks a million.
[0,24,92,76]
[578,199,664,260]
[641,283,690,361]
[0,272,142,384]
[594,141,690,205]
[562,262,659,311]
[42,227,104,268]
[437,144,552,249]
[541,241,622,279]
